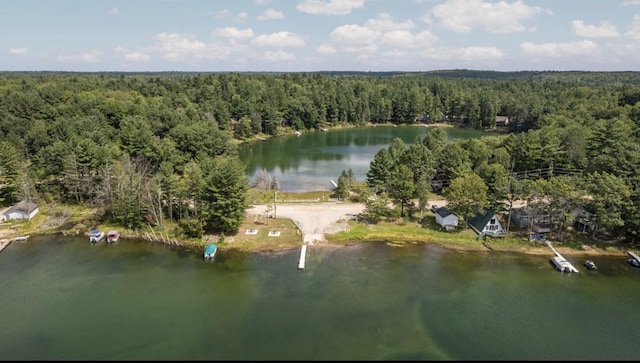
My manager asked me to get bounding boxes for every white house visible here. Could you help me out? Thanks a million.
[434,207,459,230]
[1,201,39,221]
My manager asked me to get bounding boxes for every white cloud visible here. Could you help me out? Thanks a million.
[253,32,305,47]
[433,0,550,33]
[364,13,415,31]
[124,52,150,62]
[316,43,337,54]
[625,14,640,39]
[424,46,504,61]
[297,0,367,15]
[520,40,598,57]
[213,27,255,40]
[212,9,229,19]
[257,8,285,20]
[108,8,120,15]
[262,50,296,61]
[330,24,381,46]
[620,0,640,6]
[57,50,103,63]
[9,48,28,55]
[236,12,249,21]
[256,0,270,5]
[380,30,438,48]
[572,20,620,38]
[150,33,206,61]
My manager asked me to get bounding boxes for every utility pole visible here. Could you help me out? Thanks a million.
[506,157,516,234]
[273,189,277,219]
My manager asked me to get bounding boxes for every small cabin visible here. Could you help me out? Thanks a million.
[434,207,459,230]
[1,201,39,221]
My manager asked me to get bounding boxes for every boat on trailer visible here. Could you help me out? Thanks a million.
[204,244,218,260]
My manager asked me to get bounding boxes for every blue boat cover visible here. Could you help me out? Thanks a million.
[90,229,101,235]
[204,244,217,255]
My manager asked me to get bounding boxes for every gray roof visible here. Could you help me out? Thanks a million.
[435,207,456,219]
[4,200,38,215]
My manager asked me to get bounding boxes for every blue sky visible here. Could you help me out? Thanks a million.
[2,0,640,72]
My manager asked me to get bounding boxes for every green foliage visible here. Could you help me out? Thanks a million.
[444,172,488,225]
[178,218,204,238]
[3,71,640,241]
[199,155,250,234]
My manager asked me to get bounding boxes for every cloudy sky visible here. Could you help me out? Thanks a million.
[2,0,640,72]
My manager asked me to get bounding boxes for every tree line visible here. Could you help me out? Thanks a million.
[1,71,640,241]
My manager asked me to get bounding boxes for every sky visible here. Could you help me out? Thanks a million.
[2,0,640,73]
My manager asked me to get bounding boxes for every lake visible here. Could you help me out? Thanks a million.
[4,125,639,360]
[1,235,640,360]
[238,125,489,192]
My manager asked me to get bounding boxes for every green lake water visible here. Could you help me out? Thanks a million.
[238,125,489,192]
[2,235,640,360]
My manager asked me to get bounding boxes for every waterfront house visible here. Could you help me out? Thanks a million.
[467,209,505,237]
[1,200,39,221]
[510,206,551,233]
[434,206,459,230]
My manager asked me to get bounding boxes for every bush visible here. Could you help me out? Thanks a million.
[178,218,204,238]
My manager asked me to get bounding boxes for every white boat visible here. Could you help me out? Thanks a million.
[89,229,105,243]
[629,258,640,267]
[585,260,597,270]
[106,230,120,243]
[551,256,576,273]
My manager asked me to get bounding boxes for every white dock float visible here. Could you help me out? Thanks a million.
[628,251,640,261]
[546,241,579,273]
[298,244,307,270]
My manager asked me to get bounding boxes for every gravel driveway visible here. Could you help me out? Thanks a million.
[246,201,365,244]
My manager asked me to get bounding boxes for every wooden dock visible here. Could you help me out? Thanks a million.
[546,241,579,273]
[298,244,307,270]
[0,236,31,254]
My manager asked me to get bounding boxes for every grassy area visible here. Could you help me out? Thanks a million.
[325,214,630,256]
[247,189,335,205]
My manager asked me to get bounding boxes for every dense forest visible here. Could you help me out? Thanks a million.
[1,70,640,242]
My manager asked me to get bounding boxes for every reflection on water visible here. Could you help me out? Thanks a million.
[238,126,489,192]
[2,235,640,360]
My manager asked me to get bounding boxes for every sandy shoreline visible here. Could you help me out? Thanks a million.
[246,200,630,258]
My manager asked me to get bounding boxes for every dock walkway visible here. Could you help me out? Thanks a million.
[298,245,307,270]
[546,241,579,273]
[0,236,31,254]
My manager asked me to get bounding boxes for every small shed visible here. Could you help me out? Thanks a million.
[434,207,459,230]
[467,209,504,237]
[495,116,510,126]
[1,200,39,221]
